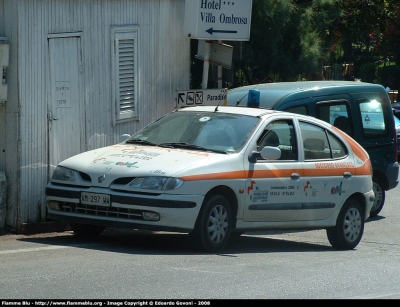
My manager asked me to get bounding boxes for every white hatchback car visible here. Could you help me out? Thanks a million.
[46,106,374,252]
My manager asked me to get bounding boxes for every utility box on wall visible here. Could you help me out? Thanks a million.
[0,37,9,102]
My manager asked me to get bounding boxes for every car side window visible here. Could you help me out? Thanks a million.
[327,131,348,159]
[299,121,347,160]
[257,119,298,161]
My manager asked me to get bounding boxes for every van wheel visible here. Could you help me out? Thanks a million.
[370,178,385,217]
[326,198,364,250]
[190,194,232,253]
[69,222,106,237]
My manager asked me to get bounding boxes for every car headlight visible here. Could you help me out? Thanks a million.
[52,166,79,182]
[129,177,184,191]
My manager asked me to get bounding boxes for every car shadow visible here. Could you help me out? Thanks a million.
[16,227,335,256]
[365,214,386,223]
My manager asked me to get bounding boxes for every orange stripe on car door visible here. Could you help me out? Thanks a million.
[182,163,370,181]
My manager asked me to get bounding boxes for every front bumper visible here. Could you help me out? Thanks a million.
[46,183,204,232]
[386,161,399,191]
[364,189,375,219]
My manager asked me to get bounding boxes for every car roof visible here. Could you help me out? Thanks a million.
[178,105,276,117]
[176,105,332,128]
[227,81,385,108]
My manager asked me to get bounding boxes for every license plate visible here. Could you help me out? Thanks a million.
[81,192,111,207]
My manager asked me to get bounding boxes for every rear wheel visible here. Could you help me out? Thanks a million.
[326,198,364,250]
[370,178,385,217]
[69,222,106,237]
[190,194,232,253]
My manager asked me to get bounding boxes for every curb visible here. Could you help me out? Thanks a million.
[18,221,71,235]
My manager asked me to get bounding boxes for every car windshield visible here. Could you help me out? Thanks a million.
[127,110,260,153]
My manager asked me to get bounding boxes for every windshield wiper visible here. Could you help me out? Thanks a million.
[159,142,227,154]
[125,139,157,146]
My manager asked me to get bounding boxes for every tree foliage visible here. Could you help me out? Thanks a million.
[190,0,400,90]
[238,0,342,84]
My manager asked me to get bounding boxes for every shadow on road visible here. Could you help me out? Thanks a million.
[15,227,334,256]
[365,214,386,223]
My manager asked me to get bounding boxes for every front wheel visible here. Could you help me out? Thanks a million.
[370,178,385,217]
[326,198,364,250]
[190,194,232,253]
[69,222,106,237]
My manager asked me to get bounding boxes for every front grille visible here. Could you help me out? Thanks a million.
[112,177,136,185]
[59,202,143,220]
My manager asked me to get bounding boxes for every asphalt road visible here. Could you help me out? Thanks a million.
[1,182,400,300]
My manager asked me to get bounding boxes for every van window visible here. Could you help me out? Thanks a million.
[316,102,353,137]
[284,105,308,116]
[358,99,387,138]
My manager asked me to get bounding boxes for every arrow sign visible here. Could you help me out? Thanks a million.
[178,93,185,103]
[184,1,253,40]
[206,28,237,35]
[176,89,227,107]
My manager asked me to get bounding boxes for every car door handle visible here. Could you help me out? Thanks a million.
[343,172,352,179]
[291,173,300,180]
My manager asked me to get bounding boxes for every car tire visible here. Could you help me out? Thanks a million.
[370,178,385,217]
[69,222,106,237]
[326,198,364,250]
[190,194,232,253]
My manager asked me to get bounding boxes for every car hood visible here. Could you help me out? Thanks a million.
[58,144,223,183]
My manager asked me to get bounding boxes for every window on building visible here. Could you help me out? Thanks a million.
[111,26,139,123]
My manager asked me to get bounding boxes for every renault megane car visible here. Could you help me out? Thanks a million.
[46,106,374,252]
[227,81,398,218]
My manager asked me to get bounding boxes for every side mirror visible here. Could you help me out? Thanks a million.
[248,146,281,163]
[119,134,130,143]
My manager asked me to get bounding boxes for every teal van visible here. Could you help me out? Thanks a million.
[227,81,399,217]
